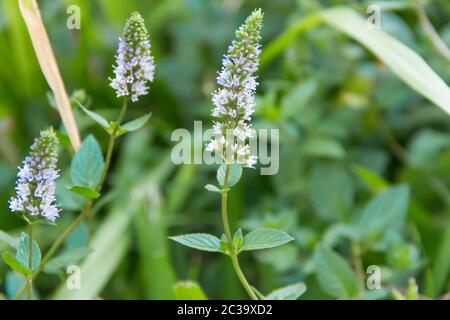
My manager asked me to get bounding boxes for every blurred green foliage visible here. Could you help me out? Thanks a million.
[1,0,450,299]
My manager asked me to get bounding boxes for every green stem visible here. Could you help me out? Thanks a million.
[12,97,130,300]
[414,0,450,61]
[351,240,365,296]
[41,203,92,267]
[27,224,33,300]
[98,97,128,189]
[221,163,258,300]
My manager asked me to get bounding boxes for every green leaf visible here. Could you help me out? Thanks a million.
[67,185,100,200]
[352,165,389,194]
[309,164,354,221]
[301,137,346,160]
[173,281,207,300]
[358,185,409,240]
[73,99,110,129]
[2,252,30,276]
[217,164,242,188]
[169,233,222,253]
[314,245,358,299]
[16,232,41,271]
[323,224,361,247]
[204,184,222,193]
[119,113,151,133]
[44,247,93,274]
[320,7,450,115]
[0,230,19,249]
[242,228,294,251]
[408,129,450,168]
[281,79,318,118]
[70,135,104,189]
[265,283,307,300]
[233,229,244,252]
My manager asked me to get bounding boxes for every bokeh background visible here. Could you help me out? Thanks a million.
[1,0,450,299]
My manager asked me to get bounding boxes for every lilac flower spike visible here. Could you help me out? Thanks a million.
[110,12,156,102]
[9,128,60,223]
[206,9,263,167]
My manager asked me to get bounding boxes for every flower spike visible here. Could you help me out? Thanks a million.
[9,128,60,223]
[110,12,156,102]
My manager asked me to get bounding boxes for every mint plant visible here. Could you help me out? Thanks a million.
[170,9,299,300]
[3,11,154,300]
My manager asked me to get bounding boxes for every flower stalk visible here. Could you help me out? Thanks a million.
[207,10,264,299]
[221,163,258,300]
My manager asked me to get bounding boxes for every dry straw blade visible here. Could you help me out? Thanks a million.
[18,0,81,151]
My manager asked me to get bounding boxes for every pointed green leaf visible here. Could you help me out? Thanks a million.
[67,185,100,200]
[314,245,358,299]
[16,232,41,271]
[70,135,104,189]
[242,229,294,251]
[173,281,207,300]
[309,164,354,221]
[352,165,389,194]
[358,185,409,240]
[119,113,151,133]
[169,233,221,252]
[266,283,307,300]
[74,99,110,129]
[217,164,242,188]
[2,252,30,277]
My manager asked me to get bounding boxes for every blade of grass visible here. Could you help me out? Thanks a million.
[133,179,176,299]
[18,0,81,150]
[262,6,450,115]
[319,7,450,115]
[51,207,131,299]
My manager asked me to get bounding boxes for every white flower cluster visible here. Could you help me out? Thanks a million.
[9,128,60,222]
[206,9,263,167]
[110,12,155,102]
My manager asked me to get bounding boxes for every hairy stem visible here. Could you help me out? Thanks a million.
[221,163,258,300]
